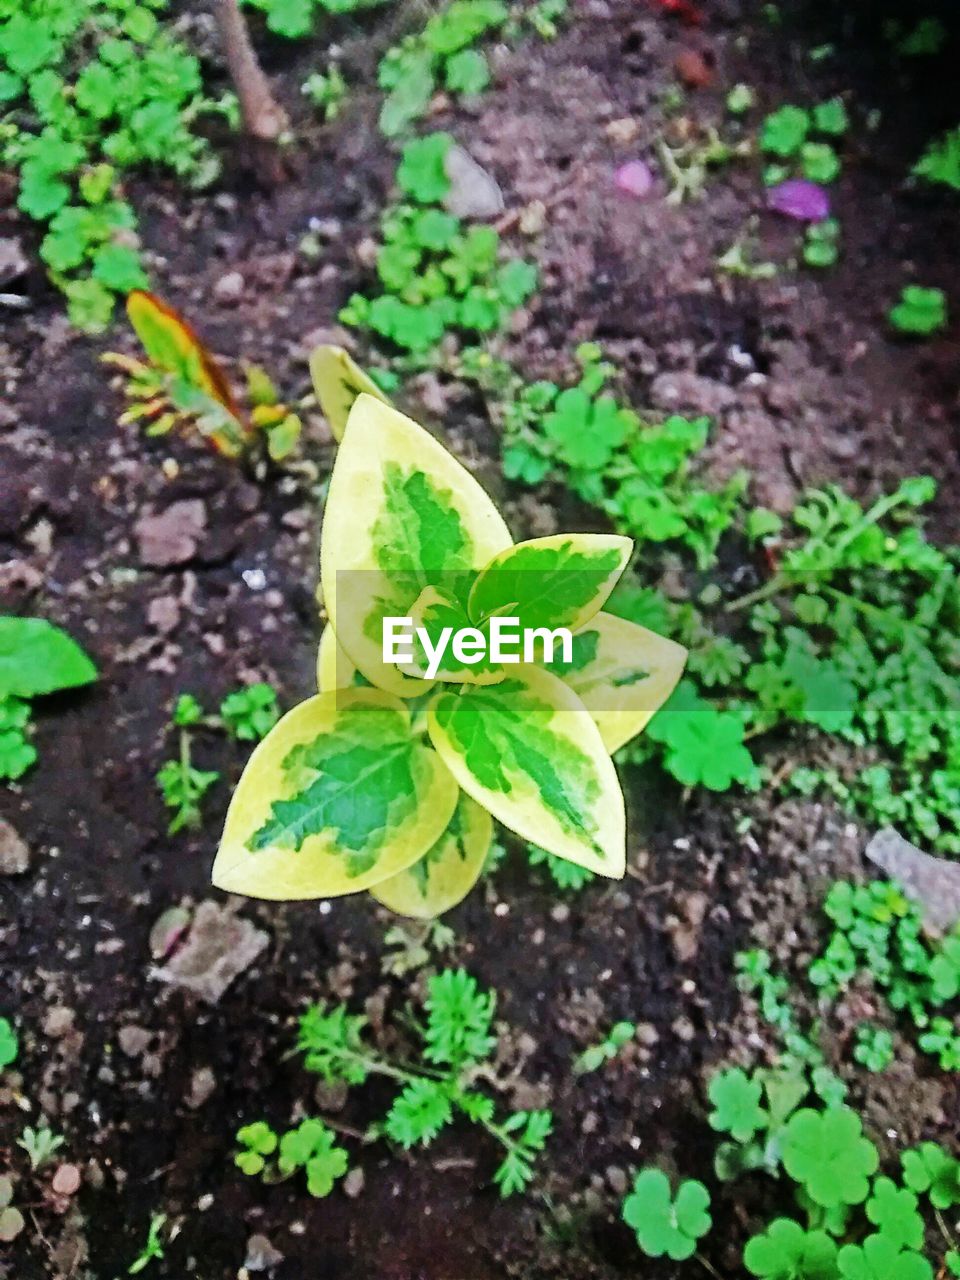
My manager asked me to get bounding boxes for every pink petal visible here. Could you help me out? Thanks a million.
[767,179,830,222]
[614,160,654,199]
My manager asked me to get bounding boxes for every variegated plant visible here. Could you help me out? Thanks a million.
[212,350,687,918]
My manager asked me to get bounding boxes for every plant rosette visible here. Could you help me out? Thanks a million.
[212,374,686,917]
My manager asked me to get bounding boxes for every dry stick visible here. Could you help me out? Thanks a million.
[212,0,288,177]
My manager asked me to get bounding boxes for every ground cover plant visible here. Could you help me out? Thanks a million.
[0,0,228,329]
[0,617,97,781]
[339,132,539,356]
[236,969,553,1196]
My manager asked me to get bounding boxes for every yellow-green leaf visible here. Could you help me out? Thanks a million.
[468,533,632,634]
[427,665,624,877]
[309,345,391,442]
[546,612,687,753]
[316,625,360,691]
[320,395,512,698]
[370,793,492,918]
[212,688,459,900]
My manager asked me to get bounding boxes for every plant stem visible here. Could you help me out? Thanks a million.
[211,0,288,161]
[724,574,790,613]
[696,1251,724,1279]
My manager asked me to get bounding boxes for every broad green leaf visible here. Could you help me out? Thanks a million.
[0,617,97,699]
[547,611,686,753]
[308,345,391,443]
[320,395,512,698]
[427,665,624,877]
[371,792,492,918]
[213,688,459,900]
[468,534,632,636]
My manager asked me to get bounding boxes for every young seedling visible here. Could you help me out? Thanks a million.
[888,286,948,336]
[914,127,960,191]
[128,1212,167,1275]
[302,65,347,120]
[802,217,840,268]
[853,1024,894,1072]
[381,920,456,977]
[104,292,301,460]
[17,1124,65,1171]
[291,969,553,1196]
[235,1118,349,1197]
[0,617,97,782]
[573,1020,635,1075]
[157,685,280,834]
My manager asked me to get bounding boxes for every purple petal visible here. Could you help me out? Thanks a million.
[614,160,654,199]
[767,179,830,223]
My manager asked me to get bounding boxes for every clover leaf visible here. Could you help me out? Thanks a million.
[761,105,811,156]
[708,1067,768,1143]
[397,133,453,204]
[622,1168,711,1261]
[0,1018,18,1069]
[837,1234,932,1280]
[901,1143,960,1209]
[889,286,947,336]
[744,1218,839,1280]
[781,1107,878,1208]
[865,1177,924,1251]
[648,683,759,791]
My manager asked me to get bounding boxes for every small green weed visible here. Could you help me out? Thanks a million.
[156,685,280,833]
[378,0,507,136]
[128,1212,166,1275]
[302,64,347,120]
[914,127,960,191]
[574,1021,635,1075]
[293,969,552,1196]
[889,285,948,336]
[235,1117,348,1197]
[242,0,388,40]
[0,616,97,783]
[340,134,537,357]
[0,1018,17,1068]
[17,1124,65,1171]
[1,0,226,329]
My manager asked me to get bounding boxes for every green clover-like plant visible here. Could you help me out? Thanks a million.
[743,1218,839,1280]
[837,1234,932,1280]
[708,1067,768,1143]
[622,1168,712,1261]
[780,1107,879,1209]
[212,379,686,917]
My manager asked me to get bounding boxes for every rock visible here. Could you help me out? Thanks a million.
[0,238,28,286]
[213,271,245,306]
[343,1167,365,1199]
[443,145,505,220]
[44,1006,75,1039]
[117,1025,152,1058]
[134,500,207,568]
[51,1164,81,1196]
[186,1066,216,1109]
[866,827,960,937]
[674,48,713,88]
[605,117,640,144]
[0,819,30,875]
[244,1234,284,1272]
[146,596,181,635]
[151,901,269,1004]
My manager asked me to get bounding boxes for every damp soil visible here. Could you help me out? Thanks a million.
[1,1,959,1277]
